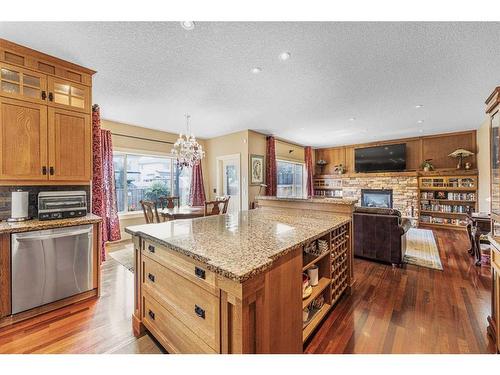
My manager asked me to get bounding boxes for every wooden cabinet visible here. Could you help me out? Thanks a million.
[0,97,48,181]
[0,39,95,185]
[47,77,90,113]
[487,87,500,353]
[48,108,91,181]
[0,62,47,104]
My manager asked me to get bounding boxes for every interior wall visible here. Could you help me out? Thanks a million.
[101,119,209,240]
[248,131,267,206]
[477,118,491,213]
[205,130,249,209]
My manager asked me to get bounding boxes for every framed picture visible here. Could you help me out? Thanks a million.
[250,154,265,185]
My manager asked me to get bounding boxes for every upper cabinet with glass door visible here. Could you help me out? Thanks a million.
[0,62,47,104]
[47,77,90,113]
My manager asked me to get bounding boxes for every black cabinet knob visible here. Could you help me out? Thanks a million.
[41,91,47,100]
[48,92,54,101]
[148,244,155,253]
[49,166,54,175]
[42,166,47,175]
[148,273,155,282]
[194,305,205,319]
[148,310,155,320]
[195,266,206,280]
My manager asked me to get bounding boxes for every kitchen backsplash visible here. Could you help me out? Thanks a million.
[0,185,91,220]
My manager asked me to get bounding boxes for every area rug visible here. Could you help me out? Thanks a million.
[403,228,443,270]
[109,245,134,273]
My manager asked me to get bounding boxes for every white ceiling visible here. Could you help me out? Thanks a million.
[1,22,499,147]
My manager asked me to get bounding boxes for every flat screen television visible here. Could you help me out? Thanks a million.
[355,144,406,173]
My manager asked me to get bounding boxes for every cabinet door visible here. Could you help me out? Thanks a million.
[48,108,91,182]
[491,110,500,216]
[0,62,47,104]
[0,97,48,181]
[47,77,90,113]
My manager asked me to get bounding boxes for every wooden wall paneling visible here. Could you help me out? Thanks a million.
[422,131,476,169]
[314,130,477,175]
[0,233,11,318]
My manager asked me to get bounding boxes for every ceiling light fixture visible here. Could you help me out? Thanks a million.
[181,21,195,30]
[251,67,262,74]
[415,104,424,109]
[349,117,356,121]
[279,52,291,61]
[417,120,424,124]
[171,114,205,169]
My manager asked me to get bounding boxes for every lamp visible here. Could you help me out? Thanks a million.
[448,149,474,169]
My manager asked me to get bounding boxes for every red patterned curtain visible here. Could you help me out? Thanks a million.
[304,146,314,197]
[189,161,206,206]
[92,105,121,261]
[265,136,277,196]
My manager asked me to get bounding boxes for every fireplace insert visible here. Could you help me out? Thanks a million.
[360,189,393,208]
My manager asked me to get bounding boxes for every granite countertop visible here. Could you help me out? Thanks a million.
[256,195,358,205]
[0,214,102,234]
[126,207,350,283]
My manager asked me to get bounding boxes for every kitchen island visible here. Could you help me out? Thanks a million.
[127,207,353,354]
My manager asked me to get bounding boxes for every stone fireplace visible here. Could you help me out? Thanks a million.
[361,189,393,208]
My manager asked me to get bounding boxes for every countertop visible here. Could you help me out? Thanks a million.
[0,214,102,234]
[126,207,350,283]
[256,196,358,205]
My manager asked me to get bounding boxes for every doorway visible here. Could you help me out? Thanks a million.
[216,154,241,214]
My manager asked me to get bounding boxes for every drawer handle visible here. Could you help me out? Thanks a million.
[148,244,155,253]
[148,273,155,282]
[195,266,206,280]
[194,305,205,319]
[148,309,155,320]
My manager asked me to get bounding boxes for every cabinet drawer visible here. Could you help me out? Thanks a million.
[142,291,217,354]
[142,239,217,293]
[142,254,220,351]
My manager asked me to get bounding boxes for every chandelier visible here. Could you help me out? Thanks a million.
[171,114,205,169]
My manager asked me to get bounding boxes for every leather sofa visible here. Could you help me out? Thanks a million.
[353,206,411,266]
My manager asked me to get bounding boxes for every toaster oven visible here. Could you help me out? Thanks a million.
[38,191,88,220]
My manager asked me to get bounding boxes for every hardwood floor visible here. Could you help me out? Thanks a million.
[0,229,495,354]
[305,229,496,354]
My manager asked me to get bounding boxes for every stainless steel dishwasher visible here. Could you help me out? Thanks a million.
[11,224,93,314]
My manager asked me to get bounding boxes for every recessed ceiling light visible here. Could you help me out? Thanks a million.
[279,52,291,61]
[415,104,424,109]
[181,21,195,30]
[251,67,262,74]
[417,120,424,124]
[349,117,356,121]
[419,129,424,133]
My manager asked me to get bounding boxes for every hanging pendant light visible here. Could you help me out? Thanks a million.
[171,114,205,169]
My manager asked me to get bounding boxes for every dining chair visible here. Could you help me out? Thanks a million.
[158,196,180,209]
[222,196,230,214]
[204,199,226,216]
[139,200,161,224]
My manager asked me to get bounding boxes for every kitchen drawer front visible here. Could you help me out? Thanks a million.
[142,254,220,351]
[142,291,217,354]
[142,239,217,293]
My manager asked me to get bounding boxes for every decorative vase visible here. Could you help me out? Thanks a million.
[424,166,430,172]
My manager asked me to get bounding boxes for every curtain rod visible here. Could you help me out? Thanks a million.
[110,132,175,145]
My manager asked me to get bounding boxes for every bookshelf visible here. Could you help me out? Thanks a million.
[418,174,478,230]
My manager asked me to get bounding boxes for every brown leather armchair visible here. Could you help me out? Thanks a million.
[353,207,411,266]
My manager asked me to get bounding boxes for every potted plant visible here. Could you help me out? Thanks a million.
[421,159,434,172]
[333,163,345,175]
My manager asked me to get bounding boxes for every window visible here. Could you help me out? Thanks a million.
[113,152,191,213]
[276,160,305,198]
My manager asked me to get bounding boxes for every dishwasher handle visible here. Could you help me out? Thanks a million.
[15,228,92,241]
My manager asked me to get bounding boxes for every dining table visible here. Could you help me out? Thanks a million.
[159,205,205,220]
